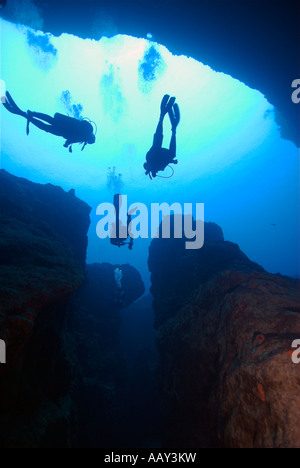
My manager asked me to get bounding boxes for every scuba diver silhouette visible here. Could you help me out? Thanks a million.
[110,194,134,250]
[111,268,127,307]
[2,91,96,152]
[144,94,180,180]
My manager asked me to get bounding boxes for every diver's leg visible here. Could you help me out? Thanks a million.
[160,94,170,116]
[169,131,176,158]
[28,112,54,125]
[153,116,164,148]
[26,111,56,135]
[28,116,54,133]
[152,95,175,147]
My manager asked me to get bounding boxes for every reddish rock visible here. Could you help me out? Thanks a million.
[0,170,91,447]
[0,170,91,372]
[149,221,300,448]
[0,170,147,447]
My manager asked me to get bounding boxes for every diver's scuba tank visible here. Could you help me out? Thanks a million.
[54,113,93,138]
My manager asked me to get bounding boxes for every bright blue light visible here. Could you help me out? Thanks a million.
[0,18,299,281]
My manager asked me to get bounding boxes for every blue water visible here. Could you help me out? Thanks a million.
[1,18,299,290]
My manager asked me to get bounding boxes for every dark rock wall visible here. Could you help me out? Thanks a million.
[149,222,300,448]
[0,169,90,268]
[120,295,161,447]
[62,263,145,448]
[2,168,299,448]
[0,170,91,446]
[149,222,263,328]
[0,169,91,371]
[0,170,145,447]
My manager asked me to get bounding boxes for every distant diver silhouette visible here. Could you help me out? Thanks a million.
[144,94,180,180]
[2,91,96,152]
[110,194,134,250]
[111,268,126,307]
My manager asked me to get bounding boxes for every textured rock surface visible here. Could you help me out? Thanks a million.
[0,171,146,447]
[149,221,262,328]
[0,169,91,370]
[0,171,145,448]
[120,295,161,447]
[62,263,145,448]
[0,170,91,447]
[149,221,300,448]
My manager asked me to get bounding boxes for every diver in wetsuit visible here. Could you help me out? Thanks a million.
[110,194,134,250]
[144,94,180,180]
[2,91,96,152]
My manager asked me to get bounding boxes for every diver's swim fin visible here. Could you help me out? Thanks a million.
[173,103,180,125]
[160,94,170,114]
[168,102,180,129]
[2,92,16,113]
[3,91,27,118]
[160,95,176,117]
[5,92,16,108]
[166,96,176,113]
[6,92,24,114]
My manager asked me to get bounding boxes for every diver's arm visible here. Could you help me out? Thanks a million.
[64,139,76,153]
[64,138,79,147]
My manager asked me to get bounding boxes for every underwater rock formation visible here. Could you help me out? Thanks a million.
[63,263,145,448]
[149,221,300,448]
[0,169,91,446]
[120,294,161,447]
[0,170,91,370]
[0,170,145,447]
